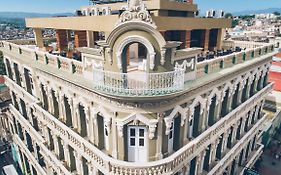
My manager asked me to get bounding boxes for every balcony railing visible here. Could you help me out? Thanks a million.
[5,76,273,175]
[93,69,185,96]
[197,41,275,78]
[207,117,266,175]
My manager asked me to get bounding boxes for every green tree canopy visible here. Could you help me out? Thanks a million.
[273,11,281,16]
[225,13,233,19]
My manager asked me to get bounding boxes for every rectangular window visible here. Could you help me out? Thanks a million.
[139,129,144,137]
[130,138,135,146]
[130,128,135,136]
[139,138,144,146]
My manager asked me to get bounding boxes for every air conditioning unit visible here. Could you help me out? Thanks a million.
[81,8,89,16]
[91,8,99,16]
[102,7,111,15]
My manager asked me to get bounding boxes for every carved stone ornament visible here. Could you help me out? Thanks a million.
[117,0,156,28]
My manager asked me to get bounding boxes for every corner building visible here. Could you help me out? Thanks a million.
[0,0,277,175]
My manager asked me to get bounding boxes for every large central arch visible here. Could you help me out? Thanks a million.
[116,35,156,72]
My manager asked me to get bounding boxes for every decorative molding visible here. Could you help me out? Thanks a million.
[116,0,156,28]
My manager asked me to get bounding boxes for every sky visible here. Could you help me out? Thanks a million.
[0,0,281,14]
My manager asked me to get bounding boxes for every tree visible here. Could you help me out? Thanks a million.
[225,13,233,19]
[273,11,281,16]
[0,51,6,75]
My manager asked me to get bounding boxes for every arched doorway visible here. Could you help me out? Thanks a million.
[121,42,148,73]
[116,36,156,73]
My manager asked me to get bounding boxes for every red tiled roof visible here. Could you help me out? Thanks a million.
[272,61,281,67]
[275,52,281,58]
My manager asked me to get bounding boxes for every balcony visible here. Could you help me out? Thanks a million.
[5,76,273,175]
[93,68,185,96]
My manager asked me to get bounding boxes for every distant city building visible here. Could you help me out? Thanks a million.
[0,0,277,175]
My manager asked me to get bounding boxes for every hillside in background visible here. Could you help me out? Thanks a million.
[0,12,73,19]
[233,8,281,16]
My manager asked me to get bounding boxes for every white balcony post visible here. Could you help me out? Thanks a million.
[112,113,118,158]
[73,99,81,132]
[89,108,96,144]
[62,140,70,168]
[231,124,238,146]
[199,150,207,174]
[58,92,66,122]
[47,87,54,114]
[74,152,83,175]
[211,139,219,162]
[84,105,91,140]
[52,134,59,158]
[156,113,163,159]
[16,96,23,114]
[67,96,77,129]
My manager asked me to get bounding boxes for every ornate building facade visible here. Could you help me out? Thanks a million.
[0,0,277,175]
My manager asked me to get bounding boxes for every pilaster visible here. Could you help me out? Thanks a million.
[156,114,163,159]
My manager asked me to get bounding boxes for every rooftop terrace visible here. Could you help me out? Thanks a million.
[0,40,276,99]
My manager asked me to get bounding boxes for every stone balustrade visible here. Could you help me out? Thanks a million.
[5,74,273,175]
[207,116,266,175]
[13,135,47,175]
[197,41,275,78]
[239,144,264,175]
[0,41,84,75]
[93,68,185,96]
[223,40,267,49]
[9,105,71,175]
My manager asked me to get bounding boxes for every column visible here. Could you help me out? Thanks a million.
[58,92,66,121]
[10,62,16,81]
[211,139,220,162]
[245,82,251,100]
[240,118,246,136]
[18,66,26,89]
[20,152,28,175]
[203,29,210,51]
[73,100,81,132]
[201,104,208,132]
[216,29,223,50]
[198,150,207,174]
[89,109,96,144]
[185,30,191,48]
[84,105,91,140]
[222,131,229,153]
[26,107,34,125]
[180,30,191,49]
[216,98,222,120]
[86,31,94,48]
[112,113,118,158]
[32,141,39,161]
[34,28,44,49]
[227,93,234,113]
[92,112,99,147]
[74,152,83,175]
[16,97,23,114]
[47,87,54,114]
[231,124,238,146]
[237,84,243,105]
[62,140,70,168]
[67,96,78,129]
[74,31,87,48]
[156,114,163,159]
[56,30,68,52]
[52,134,59,157]
[253,77,259,94]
